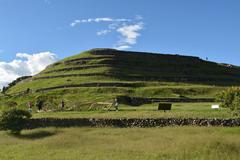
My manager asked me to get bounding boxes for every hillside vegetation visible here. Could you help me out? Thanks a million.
[1,48,240,110]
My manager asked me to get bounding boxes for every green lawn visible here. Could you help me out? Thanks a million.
[0,102,236,119]
[0,127,239,160]
[32,103,236,119]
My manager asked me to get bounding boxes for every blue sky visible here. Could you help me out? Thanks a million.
[0,0,240,87]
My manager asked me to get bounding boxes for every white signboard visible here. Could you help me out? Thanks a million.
[211,104,220,109]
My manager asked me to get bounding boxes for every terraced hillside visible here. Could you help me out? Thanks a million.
[1,48,240,109]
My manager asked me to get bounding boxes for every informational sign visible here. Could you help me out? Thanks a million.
[211,104,220,109]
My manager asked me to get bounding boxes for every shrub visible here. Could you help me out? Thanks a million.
[36,97,45,110]
[0,109,32,135]
[217,87,240,115]
[35,95,58,111]
[5,101,18,108]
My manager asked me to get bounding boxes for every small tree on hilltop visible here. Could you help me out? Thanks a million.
[2,87,7,94]
[217,87,240,115]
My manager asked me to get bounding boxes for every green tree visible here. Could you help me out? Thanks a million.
[0,109,32,135]
[217,87,240,115]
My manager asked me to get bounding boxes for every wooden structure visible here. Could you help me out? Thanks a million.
[89,102,114,111]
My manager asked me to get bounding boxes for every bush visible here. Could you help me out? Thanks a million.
[217,87,240,115]
[36,97,45,110]
[35,95,59,111]
[5,101,18,108]
[0,109,32,135]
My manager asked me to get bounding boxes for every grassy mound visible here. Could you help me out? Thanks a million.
[1,48,240,110]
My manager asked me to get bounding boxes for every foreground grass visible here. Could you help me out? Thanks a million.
[0,127,239,160]
[33,103,236,119]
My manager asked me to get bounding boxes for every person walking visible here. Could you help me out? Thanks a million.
[114,98,119,111]
[27,101,32,113]
[61,99,65,110]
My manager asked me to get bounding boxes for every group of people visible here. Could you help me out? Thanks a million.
[27,99,65,112]
[27,98,119,112]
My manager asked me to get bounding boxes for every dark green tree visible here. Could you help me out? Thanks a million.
[0,109,32,135]
[217,87,240,115]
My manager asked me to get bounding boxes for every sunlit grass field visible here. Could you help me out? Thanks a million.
[0,127,239,160]
[32,103,235,119]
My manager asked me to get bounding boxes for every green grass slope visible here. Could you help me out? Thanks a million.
[1,48,240,110]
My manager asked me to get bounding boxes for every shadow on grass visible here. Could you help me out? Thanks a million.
[13,130,58,140]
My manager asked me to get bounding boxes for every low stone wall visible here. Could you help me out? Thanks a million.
[33,73,110,80]
[26,118,240,129]
[64,56,113,64]
[117,96,215,106]
[35,82,143,92]
[43,64,109,74]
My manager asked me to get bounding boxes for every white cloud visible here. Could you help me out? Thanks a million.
[71,18,113,27]
[70,17,131,27]
[135,15,143,20]
[116,23,143,48]
[94,18,113,22]
[0,52,57,89]
[115,45,131,50]
[97,29,112,36]
[70,16,144,50]
[108,23,119,30]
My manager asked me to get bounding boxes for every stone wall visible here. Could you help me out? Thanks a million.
[117,96,215,106]
[35,82,143,92]
[26,118,240,129]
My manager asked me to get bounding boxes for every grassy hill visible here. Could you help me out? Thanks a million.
[1,48,240,110]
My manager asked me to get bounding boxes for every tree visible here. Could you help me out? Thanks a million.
[217,87,240,115]
[0,109,32,135]
[2,86,6,94]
